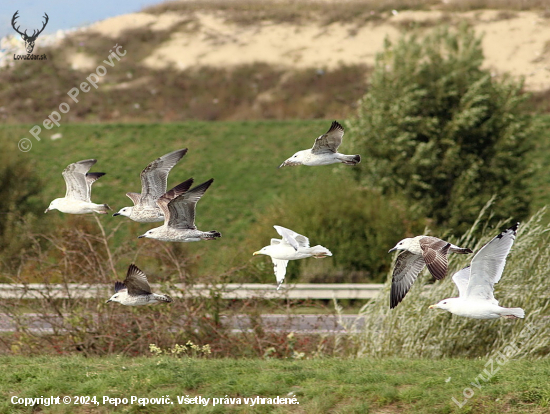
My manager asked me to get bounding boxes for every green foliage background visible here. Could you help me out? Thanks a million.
[348,24,540,232]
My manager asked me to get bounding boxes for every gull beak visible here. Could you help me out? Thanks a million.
[137,234,145,239]
[428,304,436,309]
[388,247,397,253]
[278,160,287,169]
[105,299,111,303]
[44,208,49,213]
[112,213,120,217]
[253,251,260,256]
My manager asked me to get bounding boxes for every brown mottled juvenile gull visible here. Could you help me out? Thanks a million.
[429,223,524,319]
[113,148,188,222]
[278,121,361,168]
[45,159,110,214]
[253,225,332,290]
[138,178,221,242]
[105,264,172,306]
[388,235,473,309]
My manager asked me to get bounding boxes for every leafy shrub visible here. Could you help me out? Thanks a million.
[348,24,540,233]
[0,144,44,272]
[246,174,426,283]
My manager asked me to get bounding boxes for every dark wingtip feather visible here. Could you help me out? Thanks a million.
[163,177,194,200]
[114,281,126,293]
[327,120,344,134]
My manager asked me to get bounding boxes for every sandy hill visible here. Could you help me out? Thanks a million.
[2,2,550,122]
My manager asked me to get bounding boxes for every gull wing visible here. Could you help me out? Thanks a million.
[271,258,289,290]
[390,251,426,308]
[464,223,519,302]
[123,264,152,295]
[270,238,282,246]
[273,225,310,250]
[164,178,214,229]
[126,192,141,206]
[419,237,451,280]
[162,178,194,201]
[311,121,344,155]
[62,159,98,202]
[452,266,471,298]
[139,149,187,207]
[85,172,106,201]
[114,281,127,293]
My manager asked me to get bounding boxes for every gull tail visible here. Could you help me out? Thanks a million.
[449,244,473,254]
[339,154,361,165]
[95,204,111,214]
[308,245,332,258]
[202,231,221,240]
[157,294,173,304]
[502,307,525,319]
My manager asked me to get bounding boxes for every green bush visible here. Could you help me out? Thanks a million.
[0,144,44,272]
[348,24,540,232]
[247,175,426,283]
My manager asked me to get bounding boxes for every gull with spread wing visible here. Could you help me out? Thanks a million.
[429,223,524,319]
[278,121,361,168]
[45,159,110,214]
[113,148,189,222]
[253,225,332,290]
[388,235,473,308]
[106,264,172,306]
[138,178,221,242]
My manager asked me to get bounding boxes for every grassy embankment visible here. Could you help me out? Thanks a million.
[0,120,352,283]
[2,116,550,283]
[0,355,549,413]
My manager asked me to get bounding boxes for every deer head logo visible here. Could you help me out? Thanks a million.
[11,10,49,54]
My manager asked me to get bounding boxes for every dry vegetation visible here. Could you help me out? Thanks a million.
[143,0,550,25]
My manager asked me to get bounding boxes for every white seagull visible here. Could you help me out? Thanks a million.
[138,178,221,242]
[253,225,332,289]
[105,264,172,306]
[429,223,524,319]
[388,236,473,308]
[278,121,361,168]
[113,148,188,222]
[45,159,110,214]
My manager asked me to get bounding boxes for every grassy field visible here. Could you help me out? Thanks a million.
[2,117,550,282]
[0,355,549,413]
[0,120,354,280]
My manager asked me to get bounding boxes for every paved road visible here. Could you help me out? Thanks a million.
[0,314,366,334]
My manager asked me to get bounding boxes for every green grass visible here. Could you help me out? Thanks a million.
[0,120,348,278]
[2,117,550,281]
[0,355,549,413]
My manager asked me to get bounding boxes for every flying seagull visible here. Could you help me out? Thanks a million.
[138,178,221,242]
[105,264,172,306]
[45,159,110,214]
[253,225,332,290]
[429,223,524,319]
[278,121,361,168]
[388,236,473,308]
[113,148,188,222]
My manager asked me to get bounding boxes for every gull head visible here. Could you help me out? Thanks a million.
[113,206,133,217]
[253,246,271,256]
[429,298,459,313]
[105,293,121,304]
[138,229,158,239]
[388,238,413,253]
[279,150,307,168]
[44,198,62,213]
